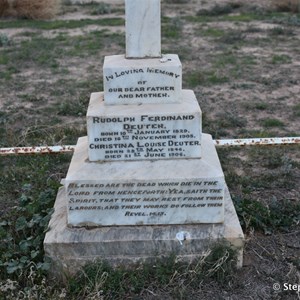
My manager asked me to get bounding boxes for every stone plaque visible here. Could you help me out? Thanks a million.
[103,54,182,105]
[64,134,225,226]
[87,90,201,161]
[67,179,224,226]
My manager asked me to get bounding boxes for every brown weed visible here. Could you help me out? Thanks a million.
[1,0,60,19]
[272,0,300,12]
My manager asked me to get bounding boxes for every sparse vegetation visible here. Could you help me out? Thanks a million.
[294,104,300,117]
[269,26,295,36]
[271,54,292,64]
[165,0,190,3]
[162,16,183,39]
[262,118,285,128]
[185,70,229,87]
[233,195,300,233]
[0,18,124,30]
[68,243,237,299]
[202,27,225,38]
[0,33,9,46]
[90,2,111,15]
[0,156,69,290]
[197,3,240,16]
[243,101,269,111]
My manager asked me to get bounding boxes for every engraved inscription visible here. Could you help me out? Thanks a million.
[103,54,182,104]
[88,113,201,161]
[67,180,224,226]
[105,68,181,82]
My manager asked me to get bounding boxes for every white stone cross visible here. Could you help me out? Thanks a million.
[125,0,161,58]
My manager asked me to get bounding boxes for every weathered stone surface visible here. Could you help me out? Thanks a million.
[44,0,246,279]
[87,90,201,162]
[44,185,244,277]
[103,54,182,104]
[125,0,161,58]
[64,134,223,226]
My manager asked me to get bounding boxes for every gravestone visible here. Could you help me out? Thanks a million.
[44,0,244,275]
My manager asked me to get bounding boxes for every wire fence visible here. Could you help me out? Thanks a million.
[0,137,299,156]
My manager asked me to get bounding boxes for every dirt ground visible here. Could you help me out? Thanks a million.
[0,0,299,136]
[0,0,299,299]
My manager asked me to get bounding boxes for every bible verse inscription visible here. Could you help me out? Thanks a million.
[67,180,224,224]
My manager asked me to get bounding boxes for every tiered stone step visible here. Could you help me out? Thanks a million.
[87,90,201,161]
[103,54,182,104]
[44,184,244,279]
[64,134,224,227]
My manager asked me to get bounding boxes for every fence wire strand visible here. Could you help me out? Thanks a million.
[0,137,299,156]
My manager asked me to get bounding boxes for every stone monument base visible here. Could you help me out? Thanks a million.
[44,186,244,277]
[65,134,224,226]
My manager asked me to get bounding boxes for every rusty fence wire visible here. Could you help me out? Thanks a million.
[0,137,299,156]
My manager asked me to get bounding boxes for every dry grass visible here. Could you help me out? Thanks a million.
[0,0,61,19]
[0,0,9,17]
[272,0,300,12]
